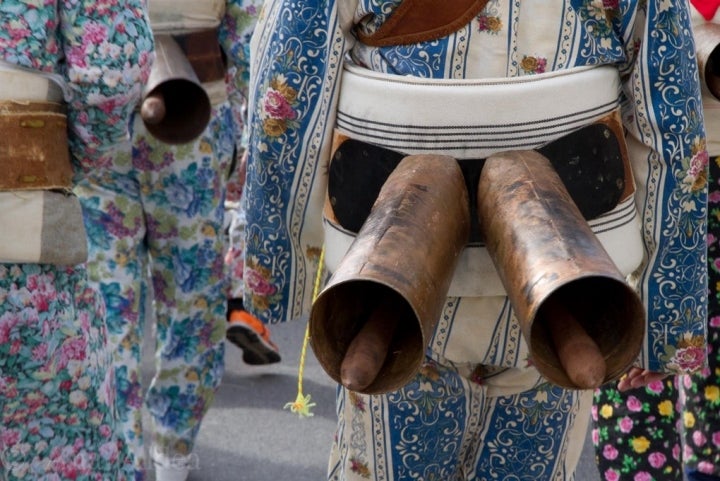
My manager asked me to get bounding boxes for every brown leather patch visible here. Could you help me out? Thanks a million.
[0,101,73,191]
[174,28,226,83]
[357,0,490,47]
[324,130,352,225]
[597,109,635,202]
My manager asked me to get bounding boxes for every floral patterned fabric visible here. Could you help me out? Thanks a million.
[680,154,720,478]
[71,1,262,477]
[592,5,720,480]
[74,107,233,476]
[592,378,684,481]
[0,265,135,480]
[0,1,152,480]
[591,155,720,481]
[330,360,594,481]
[221,0,263,300]
[225,192,248,299]
[0,0,153,167]
[673,4,720,479]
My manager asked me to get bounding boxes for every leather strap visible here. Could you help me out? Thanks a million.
[0,101,73,191]
[357,0,490,47]
[597,109,634,203]
[173,28,226,83]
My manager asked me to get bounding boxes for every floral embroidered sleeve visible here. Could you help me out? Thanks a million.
[242,0,348,322]
[617,1,708,373]
[59,0,154,164]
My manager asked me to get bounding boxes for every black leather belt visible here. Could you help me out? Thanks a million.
[328,118,630,243]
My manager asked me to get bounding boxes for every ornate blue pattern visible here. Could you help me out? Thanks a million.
[329,361,591,480]
[478,384,576,480]
[387,364,467,479]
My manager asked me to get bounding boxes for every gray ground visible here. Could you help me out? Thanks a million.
[140,318,601,481]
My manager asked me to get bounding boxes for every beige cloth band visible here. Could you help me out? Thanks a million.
[149,0,226,35]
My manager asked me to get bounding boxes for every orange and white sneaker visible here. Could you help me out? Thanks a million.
[226,309,281,365]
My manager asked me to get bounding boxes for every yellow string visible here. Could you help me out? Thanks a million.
[284,246,325,418]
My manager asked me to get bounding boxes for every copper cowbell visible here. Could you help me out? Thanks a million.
[477,149,645,389]
[141,34,212,144]
[310,154,470,394]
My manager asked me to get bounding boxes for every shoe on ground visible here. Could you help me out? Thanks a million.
[151,446,194,481]
[226,309,281,365]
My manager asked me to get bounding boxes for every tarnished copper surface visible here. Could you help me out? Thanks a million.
[141,34,211,144]
[477,150,644,389]
[694,23,720,100]
[310,154,470,394]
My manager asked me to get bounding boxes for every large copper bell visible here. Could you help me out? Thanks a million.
[141,34,211,144]
[310,154,470,394]
[477,150,645,389]
[694,23,720,100]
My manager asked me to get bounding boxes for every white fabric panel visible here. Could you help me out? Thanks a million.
[336,62,621,159]
[0,67,63,102]
[0,191,44,263]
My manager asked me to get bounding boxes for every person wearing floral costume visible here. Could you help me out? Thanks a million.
[0,1,153,480]
[72,1,263,480]
[679,2,720,479]
[592,2,718,480]
[244,0,708,479]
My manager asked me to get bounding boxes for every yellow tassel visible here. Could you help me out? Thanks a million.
[284,246,325,418]
[284,391,316,418]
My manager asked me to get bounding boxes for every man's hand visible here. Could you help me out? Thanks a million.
[617,367,667,391]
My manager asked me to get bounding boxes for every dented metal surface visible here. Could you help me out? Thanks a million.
[477,150,644,388]
[310,154,470,394]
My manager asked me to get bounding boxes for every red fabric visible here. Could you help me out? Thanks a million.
[691,0,720,21]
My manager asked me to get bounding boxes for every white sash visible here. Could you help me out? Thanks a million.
[0,67,87,265]
[0,66,64,102]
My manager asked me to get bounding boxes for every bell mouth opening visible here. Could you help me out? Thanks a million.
[144,80,211,145]
[529,276,645,389]
[310,280,424,394]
